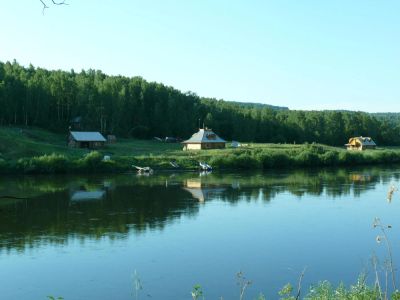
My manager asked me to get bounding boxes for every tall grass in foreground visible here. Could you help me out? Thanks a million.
[187,274,400,300]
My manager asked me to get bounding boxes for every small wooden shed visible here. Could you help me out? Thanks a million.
[68,131,106,149]
[107,135,117,144]
[345,136,376,151]
[182,128,226,150]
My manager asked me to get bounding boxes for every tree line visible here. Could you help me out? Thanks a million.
[0,60,399,146]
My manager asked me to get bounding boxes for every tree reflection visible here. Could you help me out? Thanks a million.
[0,166,398,251]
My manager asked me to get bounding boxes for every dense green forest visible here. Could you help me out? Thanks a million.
[1,60,399,146]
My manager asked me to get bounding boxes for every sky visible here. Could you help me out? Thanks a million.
[0,0,399,112]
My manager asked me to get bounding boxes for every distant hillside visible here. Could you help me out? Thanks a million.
[371,112,400,124]
[226,101,289,111]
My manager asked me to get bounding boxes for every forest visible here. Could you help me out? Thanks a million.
[1,59,400,146]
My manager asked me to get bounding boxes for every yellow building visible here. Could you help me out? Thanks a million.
[345,136,376,151]
[182,128,226,150]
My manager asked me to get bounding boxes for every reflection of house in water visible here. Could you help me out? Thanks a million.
[183,179,226,202]
[349,173,372,183]
[70,190,106,202]
[70,180,113,202]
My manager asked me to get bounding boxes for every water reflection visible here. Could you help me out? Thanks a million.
[0,167,399,252]
[183,178,227,202]
[70,190,106,202]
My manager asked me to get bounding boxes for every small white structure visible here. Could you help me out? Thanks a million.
[133,165,154,174]
[199,162,212,171]
[231,141,240,148]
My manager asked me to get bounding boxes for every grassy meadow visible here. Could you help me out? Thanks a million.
[1,126,400,174]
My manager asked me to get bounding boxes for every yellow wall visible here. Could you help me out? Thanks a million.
[184,143,226,150]
[184,144,202,150]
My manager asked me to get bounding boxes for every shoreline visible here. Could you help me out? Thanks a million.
[2,146,400,175]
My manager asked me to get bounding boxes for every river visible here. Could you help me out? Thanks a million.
[1,167,400,299]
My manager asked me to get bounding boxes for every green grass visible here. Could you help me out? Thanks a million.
[0,127,87,159]
[1,126,400,174]
[190,276,400,300]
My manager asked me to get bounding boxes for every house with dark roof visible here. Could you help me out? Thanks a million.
[68,131,106,149]
[182,128,226,150]
[345,136,376,151]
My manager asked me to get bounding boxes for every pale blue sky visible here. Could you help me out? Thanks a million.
[0,1,399,112]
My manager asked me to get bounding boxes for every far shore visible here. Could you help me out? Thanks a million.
[2,127,400,175]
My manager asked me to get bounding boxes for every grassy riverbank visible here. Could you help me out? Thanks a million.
[2,127,400,174]
[191,277,400,300]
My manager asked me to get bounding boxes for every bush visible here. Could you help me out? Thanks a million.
[207,153,261,170]
[338,151,364,165]
[17,153,68,174]
[294,150,320,166]
[269,152,292,167]
[233,153,261,169]
[303,143,325,154]
[376,150,400,163]
[256,152,273,168]
[254,151,293,168]
[321,150,339,166]
[75,151,104,171]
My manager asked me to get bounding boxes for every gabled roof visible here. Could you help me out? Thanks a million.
[70,131,106,142]
[359,137,376,146]
[182,128,226,144]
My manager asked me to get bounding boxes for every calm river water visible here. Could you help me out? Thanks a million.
[1,167,400,299]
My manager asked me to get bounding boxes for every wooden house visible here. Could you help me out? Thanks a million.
[345,136,376,151]
[68,131,106,149]
[182,128,226,150]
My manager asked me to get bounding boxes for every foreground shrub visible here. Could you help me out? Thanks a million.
[304,278,381,300]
